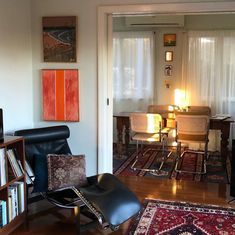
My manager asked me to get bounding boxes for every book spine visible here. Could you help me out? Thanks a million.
[13,182,25,213]
[0,202,2,228]
[9,186,18,219]
[2,200,7,226]
[0,148,6,186]
[7,149,23,178]
[8,194,12,223]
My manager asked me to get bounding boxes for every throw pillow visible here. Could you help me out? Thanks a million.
[47,154,88,191]
[32,154,48,193]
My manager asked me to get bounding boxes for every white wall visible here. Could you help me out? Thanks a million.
[0,0,33,133]
[31,0,173,176]
[0,0,232,176]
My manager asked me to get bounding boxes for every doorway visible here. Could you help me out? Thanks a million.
[97,2,235,174]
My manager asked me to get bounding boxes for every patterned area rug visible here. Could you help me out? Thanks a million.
[127,199,235,235]
[114,146,230,184]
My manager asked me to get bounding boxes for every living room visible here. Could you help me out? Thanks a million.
[1,1,235,234]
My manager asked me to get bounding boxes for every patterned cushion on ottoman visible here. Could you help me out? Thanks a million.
[47,154,88,191]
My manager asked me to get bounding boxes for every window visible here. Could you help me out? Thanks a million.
[113,31,154,112]
[182,30,235,117]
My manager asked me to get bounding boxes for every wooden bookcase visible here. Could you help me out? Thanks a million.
[0,136,26,235]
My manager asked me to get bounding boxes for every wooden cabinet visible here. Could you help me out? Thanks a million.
[0,136,26,235]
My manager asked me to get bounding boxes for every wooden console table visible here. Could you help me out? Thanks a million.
[113,112,234,166]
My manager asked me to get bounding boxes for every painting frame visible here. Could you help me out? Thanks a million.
[164,65,173,76]
[164,34,176,47]
[165,51,173,62]
[42,69,80,122]
[42,16,77,62]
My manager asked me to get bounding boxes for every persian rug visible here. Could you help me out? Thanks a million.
[114,146,230,184]
[127,199,235,235]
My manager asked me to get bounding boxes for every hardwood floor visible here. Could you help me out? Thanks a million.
[11,176,235,235]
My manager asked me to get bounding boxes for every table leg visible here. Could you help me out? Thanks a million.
[220,122,230,167]
[124,119,130,152]
[116,118,124,157]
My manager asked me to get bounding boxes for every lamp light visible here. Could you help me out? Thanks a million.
[174,89,189,111]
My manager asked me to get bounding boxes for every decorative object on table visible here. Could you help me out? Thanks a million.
[114,146,230,184]
[164,80,171,89]
[164,65,172,76]
[42,16,77,62]
[42,69,79,122]
[127,199,235,234]
[165,51,173,62]
[164,33,176,46]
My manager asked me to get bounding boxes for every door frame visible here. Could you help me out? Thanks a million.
[97,2,235,174]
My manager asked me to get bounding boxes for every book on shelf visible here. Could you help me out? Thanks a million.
[8,186,18,220]
[25,160,35,180]
[17,160,34,184]
[8,193,12,223]
[0,200,7,227]
[0,202,2,228]
[13,182,25,213]
[0,148,6,186]
[7,182,25,223]
[6,149,23,178]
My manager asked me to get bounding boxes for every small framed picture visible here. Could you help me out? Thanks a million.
[164,65,173,76]
[42,16,77,62]
[165,51,173,62]
[164,34,176,46]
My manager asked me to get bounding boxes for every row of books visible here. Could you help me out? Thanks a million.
[0,181,24,227]
[7,149,24,178]
[8,181,25,223]
[3,148,35,185]
[0,148,6,186]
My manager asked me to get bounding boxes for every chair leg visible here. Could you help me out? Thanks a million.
[131,140,140,171]
[131,138,171,176]
[175,149,207,175]
[74,206,80,235]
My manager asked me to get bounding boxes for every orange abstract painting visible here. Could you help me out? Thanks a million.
[42,69,79,121]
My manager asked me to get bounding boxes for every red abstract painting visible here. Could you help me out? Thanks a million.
[42,69,79,121]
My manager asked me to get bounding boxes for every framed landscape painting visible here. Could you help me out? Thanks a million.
[164,34,176,46]
[42,69,79,122]
[42,16,77,62]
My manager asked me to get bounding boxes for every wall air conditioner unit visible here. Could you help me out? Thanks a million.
[125,15,184,27]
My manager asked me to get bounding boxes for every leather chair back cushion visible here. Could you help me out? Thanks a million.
[14,125,72,170]
[47,154,88,191]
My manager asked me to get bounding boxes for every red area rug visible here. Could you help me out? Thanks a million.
[114,146,230,184]
[127,199,235,235]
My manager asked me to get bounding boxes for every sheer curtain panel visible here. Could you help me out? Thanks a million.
[182,30,235,150]
[113,31,154,113]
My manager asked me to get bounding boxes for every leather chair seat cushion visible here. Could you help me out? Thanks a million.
[80,173,142,227]
[47,154,88,191]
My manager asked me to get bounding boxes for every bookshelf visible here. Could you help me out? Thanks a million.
[0,136,26,235]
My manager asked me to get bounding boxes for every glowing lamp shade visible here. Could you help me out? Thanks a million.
[174,89,189,110]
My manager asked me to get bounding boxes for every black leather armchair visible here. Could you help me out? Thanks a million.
[14,125,141,233]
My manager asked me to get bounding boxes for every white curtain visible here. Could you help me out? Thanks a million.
[182,30,235,150]
[113,31,154,113]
